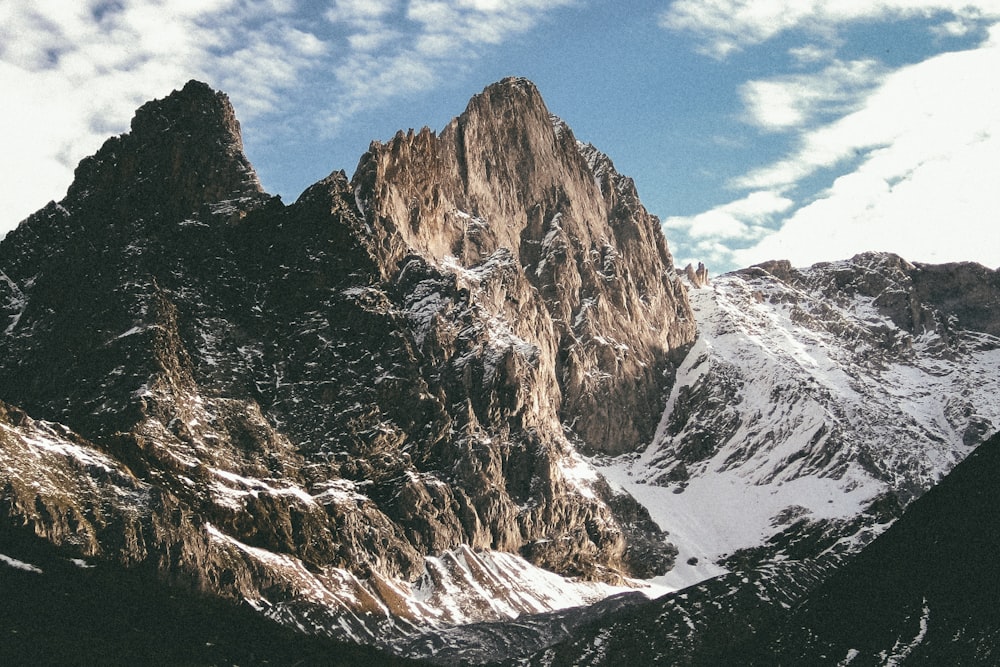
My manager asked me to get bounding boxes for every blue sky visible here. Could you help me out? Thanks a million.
[2,1,998,274]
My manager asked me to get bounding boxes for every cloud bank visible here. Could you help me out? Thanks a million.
[661,1,1000,272]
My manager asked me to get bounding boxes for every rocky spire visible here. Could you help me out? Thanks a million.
[64,80,263,224]
[352,76,697,455]
[684,262,710,288]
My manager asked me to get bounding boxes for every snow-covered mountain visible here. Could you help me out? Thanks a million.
[526,431,1000,666]
[0,78,689,657]
[522,258,1000,666]
[598,253,1000,589]
[2,76,999,665]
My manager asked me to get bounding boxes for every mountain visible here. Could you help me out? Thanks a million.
[596,252,1000,587]
[526,432,1000,666]
[0,78,693,654]
[518,255,1000,665]
[3,77,999,665]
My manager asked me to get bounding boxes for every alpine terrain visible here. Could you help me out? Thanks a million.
[1,78,692,661]
[2,77,999,665]
[523,259,1000,665]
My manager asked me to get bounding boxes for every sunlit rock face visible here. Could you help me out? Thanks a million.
[0,77,695,648]
[354,77,695,456]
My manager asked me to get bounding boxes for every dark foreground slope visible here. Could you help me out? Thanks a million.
[0,527,418,666]
[751,429,1000,665]
[526,430,1000,666]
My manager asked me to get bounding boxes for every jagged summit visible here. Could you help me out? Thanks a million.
[353,77,695,455]
[355,75,589,271]
[63,79,263,224]
[0,77,695,655]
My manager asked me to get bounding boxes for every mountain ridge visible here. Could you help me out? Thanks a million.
[2,77,998,664]
[594,250,1000,589]
[0,77,693,651]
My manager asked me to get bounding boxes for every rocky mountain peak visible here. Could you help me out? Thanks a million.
[353,76,587,273]
[464,75,546,119]
[0,77,697,649]
[64,79,262,224]
[352,78,695,456]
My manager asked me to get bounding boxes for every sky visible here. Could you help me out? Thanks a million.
[2,1,998,274]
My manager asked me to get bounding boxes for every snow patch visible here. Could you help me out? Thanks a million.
[210,468,316,507]
[556,447,601,500]
[0,553,43,573]
[1,270,27,335]
[883,599,931,666]
[4,421,115,473]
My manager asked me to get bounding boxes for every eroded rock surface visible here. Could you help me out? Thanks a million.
[0,78,694,646]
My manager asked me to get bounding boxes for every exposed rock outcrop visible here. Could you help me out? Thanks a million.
[0,78,694,645]
[353,77,695,455]
[683,262,710,288]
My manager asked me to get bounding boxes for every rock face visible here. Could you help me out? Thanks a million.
[596,251,1000,589]
[353,78,694,455]
[682,262,709,288]
[0,78,694,647]
[530,430,1000,666]
[0,520,419,666]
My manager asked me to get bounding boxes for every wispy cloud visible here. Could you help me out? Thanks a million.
[666,191,793,238]
[740,59,885,132]
[664,191,794,269]
[320,0,576,131]
[734,39,999,192]
[0,0,575,234]
[658,1,1000,272]
[660,0,1000,58]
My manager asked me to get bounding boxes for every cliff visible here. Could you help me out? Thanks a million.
[0,78,696,647]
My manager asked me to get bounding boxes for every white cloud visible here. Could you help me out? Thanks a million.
[325,0,398,23]
[740,59,884,132]
[665,190,793,243]
[733,36,1000,269]
[0,0,574,235]
[737,39,1000,191]
[736,129,1000,268]
[0,0,330,232]
[788,44,836,64]
[660,0,1000,58]
[657,3,1000,272]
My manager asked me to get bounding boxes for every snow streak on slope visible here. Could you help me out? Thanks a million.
[595,256,1000,590]
[0,396,644,649]
[206,525,639,648]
